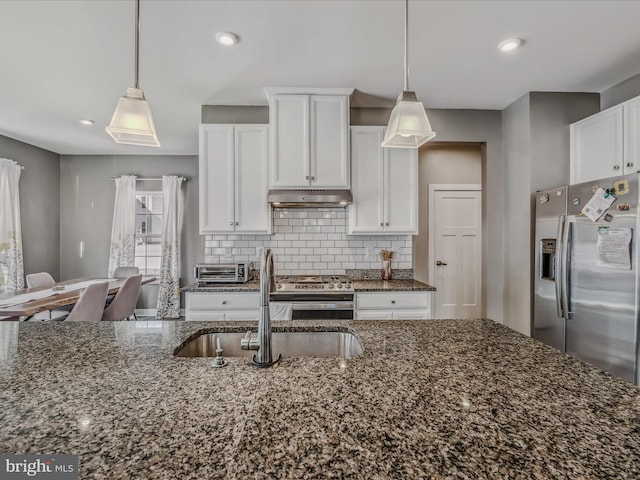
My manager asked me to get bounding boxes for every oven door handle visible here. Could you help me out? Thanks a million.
[290,302,354,311]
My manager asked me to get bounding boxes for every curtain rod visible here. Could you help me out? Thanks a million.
[109,176,187,182]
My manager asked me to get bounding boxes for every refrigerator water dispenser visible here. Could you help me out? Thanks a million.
[540,239,556,280]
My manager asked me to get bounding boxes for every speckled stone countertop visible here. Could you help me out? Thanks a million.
[182,278,435,293]
[351,278,435,292]
[1,319,638,479]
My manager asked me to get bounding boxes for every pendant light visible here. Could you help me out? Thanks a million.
[381,0,435,148]
[106,0,160,147]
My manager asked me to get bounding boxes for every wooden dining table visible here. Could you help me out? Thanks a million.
[0,277,155,320]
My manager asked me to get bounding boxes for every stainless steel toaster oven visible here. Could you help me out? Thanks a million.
[194,263,254,283]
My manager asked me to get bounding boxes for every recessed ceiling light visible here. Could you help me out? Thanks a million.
[498,38,523,53]
[216,32,238,46]
[80,119,95,126]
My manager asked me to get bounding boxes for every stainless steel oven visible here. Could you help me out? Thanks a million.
[269,275,354,320]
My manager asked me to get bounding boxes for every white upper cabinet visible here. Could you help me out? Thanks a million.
[199,124,271,234]
[570,94,640,185]
[624,95,640,175]
[349,126,418,235]
[266,88,352,189]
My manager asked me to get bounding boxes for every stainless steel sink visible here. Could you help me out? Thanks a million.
[174,328,364,358]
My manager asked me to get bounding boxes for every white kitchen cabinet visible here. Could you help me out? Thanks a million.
[199,124,271,234]
[185,292,259,321]
[266,88,351,189]
[570,95,640,184]
[349,126,418,234]
[355,292,432,320]
[624,95,640,175]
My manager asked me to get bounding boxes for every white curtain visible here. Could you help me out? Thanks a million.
[108,175,137,277]
[156,176,184,318]
[0,158,24,291]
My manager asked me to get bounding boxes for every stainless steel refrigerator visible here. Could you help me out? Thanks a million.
[534,173,639,385]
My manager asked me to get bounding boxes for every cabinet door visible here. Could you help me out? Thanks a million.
[348,127,384,234]
[355,310,394,320]
[392,311,430,320]
[384,147,418,234]
[199,125,234,233]
[225,310,258,321]
[235,125,271,233]
[570,106,623,184]
[310,95,350,188]
[624,96,640,175]
[269,95,309,188]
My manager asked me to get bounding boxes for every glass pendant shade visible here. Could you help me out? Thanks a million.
[382,91,435,148]
[106,87,160,147]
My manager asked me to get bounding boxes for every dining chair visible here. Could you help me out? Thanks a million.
[102,275,142,321]
[64,282,110,322]
[112,266,140,278]
[26,272,55,288]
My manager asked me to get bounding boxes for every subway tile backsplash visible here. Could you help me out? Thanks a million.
[203,208,412,275]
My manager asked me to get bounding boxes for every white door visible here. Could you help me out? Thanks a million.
[430,187,482,319]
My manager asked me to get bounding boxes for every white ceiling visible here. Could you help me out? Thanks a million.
[1,0,640,155]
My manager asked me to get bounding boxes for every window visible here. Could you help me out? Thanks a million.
[135,192,163,276]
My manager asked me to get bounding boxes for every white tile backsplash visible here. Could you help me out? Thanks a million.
[202,208,412,275]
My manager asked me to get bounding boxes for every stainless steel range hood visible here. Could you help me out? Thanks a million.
[267,189,353,208]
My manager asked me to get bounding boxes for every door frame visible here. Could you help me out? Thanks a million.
[428,184,482,313]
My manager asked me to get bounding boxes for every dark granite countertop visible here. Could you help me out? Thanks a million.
[1,319,638,479]
[182,278,435,293]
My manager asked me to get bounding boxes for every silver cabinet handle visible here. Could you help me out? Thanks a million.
[627,162,634,168]
[613,165,621,170]
[436,261,447,266]
[555,215,565,318]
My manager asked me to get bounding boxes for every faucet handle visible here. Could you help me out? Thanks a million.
[241,331,260,351]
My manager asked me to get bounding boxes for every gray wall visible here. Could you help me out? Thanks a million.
[59,155,199,309]
[413,144,482,285]
[0,134,60,281]
[501,92,600,335]
[601,72,640,110]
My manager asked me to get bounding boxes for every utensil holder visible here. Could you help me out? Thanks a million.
[381,260,392,280]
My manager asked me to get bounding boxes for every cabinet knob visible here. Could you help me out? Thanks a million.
[379,222,384,227]
[305,175,310,180]
[229,222,234,226]
[222,300,227,305]
[613,165,621,170]
[391,300,396,304]
[235,222,239,226]
[385,222,389,226]
[627,162,634,168]
[310,176,316,181]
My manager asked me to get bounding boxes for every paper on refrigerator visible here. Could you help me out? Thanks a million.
[596,227,632,269]
[581,187,616,222]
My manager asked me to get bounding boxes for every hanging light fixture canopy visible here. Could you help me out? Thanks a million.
[106,0,160,147]
[381,0,435,149]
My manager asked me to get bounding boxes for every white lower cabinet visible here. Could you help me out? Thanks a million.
[354,292,432,320]
[185,292,259,321]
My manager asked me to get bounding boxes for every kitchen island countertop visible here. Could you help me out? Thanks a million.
[1,318,638,479]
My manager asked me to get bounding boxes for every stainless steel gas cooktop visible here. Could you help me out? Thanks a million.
[275,275,353,293]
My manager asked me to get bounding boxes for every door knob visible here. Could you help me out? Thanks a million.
[436,261,447,266]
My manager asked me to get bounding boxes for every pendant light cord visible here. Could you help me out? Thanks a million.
[404,0,409,91]
[134,0,140,89]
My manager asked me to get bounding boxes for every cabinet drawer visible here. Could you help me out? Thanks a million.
[186,292,260,310]
[356,292,429,310]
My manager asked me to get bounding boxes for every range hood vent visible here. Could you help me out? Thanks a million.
[267,189,353,208]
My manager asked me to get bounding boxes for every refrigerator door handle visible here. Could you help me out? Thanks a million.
[555,215,565,318]
[561,216,572,320]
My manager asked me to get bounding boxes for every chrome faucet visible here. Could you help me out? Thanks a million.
[240,248,281,367]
